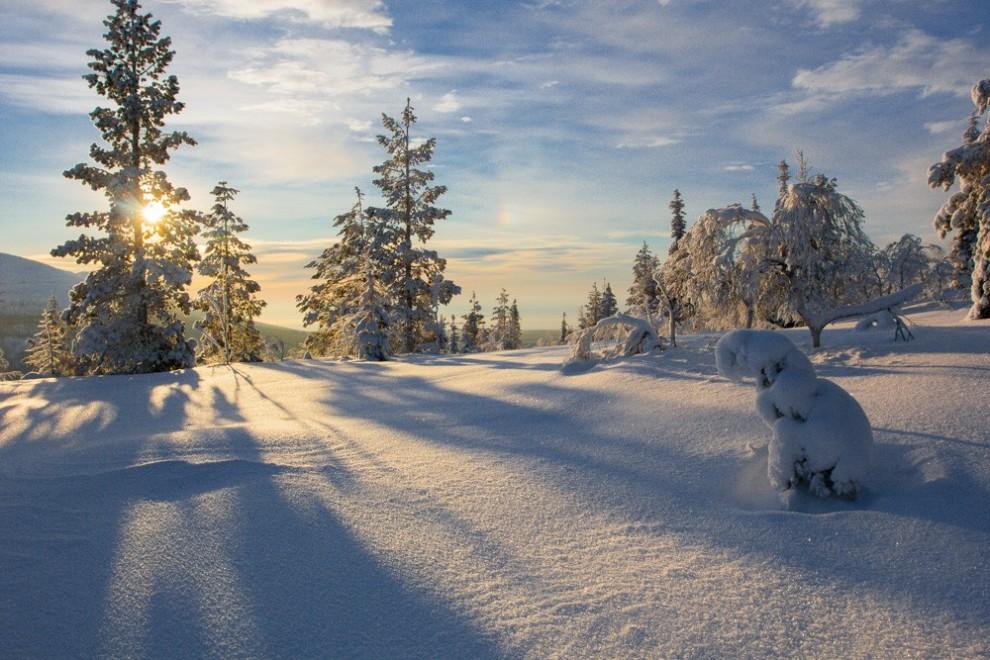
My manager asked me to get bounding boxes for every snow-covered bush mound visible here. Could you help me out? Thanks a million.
[716,330,872,501]
[568,314,663,364]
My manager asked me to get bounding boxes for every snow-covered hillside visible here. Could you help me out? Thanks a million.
[0,252,84,312]
[1,305,987,658]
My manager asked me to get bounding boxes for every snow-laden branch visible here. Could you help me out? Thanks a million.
[802,282,924,330]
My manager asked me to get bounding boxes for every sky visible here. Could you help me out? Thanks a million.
[0,0,987,329]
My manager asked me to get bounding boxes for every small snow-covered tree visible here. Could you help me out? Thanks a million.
[929,77,990,319]
[461,292,484,352]
[775,160,790,212]
[508,299,522,350]
[881,234,931,295]
[449,314,459,353]
[348,260,390,361]
[488,288,511,350]
[601,282,618,318]
[669,189,686,252]
[559,312,570,344]
[369,98,460,351]
[716,330,872,502]
[194,182,265,364]
[24,295,74,376]
[580,282,604,329]
[52,0,199,374]
[627,242,660,317]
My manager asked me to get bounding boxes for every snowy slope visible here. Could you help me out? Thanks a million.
[0,305,988,658]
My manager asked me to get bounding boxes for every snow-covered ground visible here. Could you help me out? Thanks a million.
[1,304,988,658]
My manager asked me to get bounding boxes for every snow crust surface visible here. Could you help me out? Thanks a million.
[1,305,988,658]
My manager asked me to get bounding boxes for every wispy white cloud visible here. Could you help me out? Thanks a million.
[169,0,392,32]
[724,163,755,172]
[789,0,861,28]
[793,29,987,98]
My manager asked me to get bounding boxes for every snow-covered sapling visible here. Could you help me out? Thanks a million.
[715,330,872,500]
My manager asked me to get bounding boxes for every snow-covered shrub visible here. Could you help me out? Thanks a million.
[716,330,872,500]
[854,311,897,332]
[569,314,663,363]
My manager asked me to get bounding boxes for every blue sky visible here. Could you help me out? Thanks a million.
[0,0,986,328]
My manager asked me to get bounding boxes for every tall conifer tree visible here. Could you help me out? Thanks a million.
[369,99,460,352]
[52,0,199,374]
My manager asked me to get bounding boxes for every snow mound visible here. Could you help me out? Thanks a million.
[716,330,872,500]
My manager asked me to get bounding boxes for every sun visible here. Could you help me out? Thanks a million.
[142,200,167,224]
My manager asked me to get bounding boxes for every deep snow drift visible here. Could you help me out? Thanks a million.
[1,304,988,657]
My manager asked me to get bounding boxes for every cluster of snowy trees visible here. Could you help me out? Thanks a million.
[45,0,267,375]
[453,289,523,353]
[624,164,955,348]
[297,100,460,360]
[572,280,619,331]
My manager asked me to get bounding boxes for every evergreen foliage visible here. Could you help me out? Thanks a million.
[193,182,265,364]
[461,292,484,351]
[449,314,459,354]
[369,98,460,352]
[52,0,199,375]
[24,295,73,376]
[627,242,660,317]
[298,188,395,356]
[508,299,522,350]
[929,77,990,319]
[669,189,686,251]
[601,282,618,318]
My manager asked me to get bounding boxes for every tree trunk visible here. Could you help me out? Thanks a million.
[668,309,677,348]
[809,324,823,349]
[745,303,755,329]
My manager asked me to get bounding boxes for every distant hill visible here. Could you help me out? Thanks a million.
[0,253,309,368]
[0,252,85,313]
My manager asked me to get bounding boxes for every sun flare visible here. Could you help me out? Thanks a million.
[142,200,166,224]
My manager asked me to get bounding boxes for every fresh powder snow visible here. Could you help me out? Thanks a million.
[1,303,988,657]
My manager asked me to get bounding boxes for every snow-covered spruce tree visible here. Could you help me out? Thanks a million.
[601,282,618,318]
[716,330,872,502]
[369,99,460,352]
[193,182,264,364]
[508,299,522,350]
[435,313,448,353]
[653,192,697,346]
[488,288,511,350]
[52,0,199,375]
[627,242,660,318]
[0,348,8,373]
[298,188,393,356]
[24,295,74,376]
[347,257,390,361]
[559,312,569,344]
[461,291,484,352]
[579,282,603,329]
[929,77,990,319]
[449,314,459,353]
[774,160,790,213]
[669,189,686,252]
